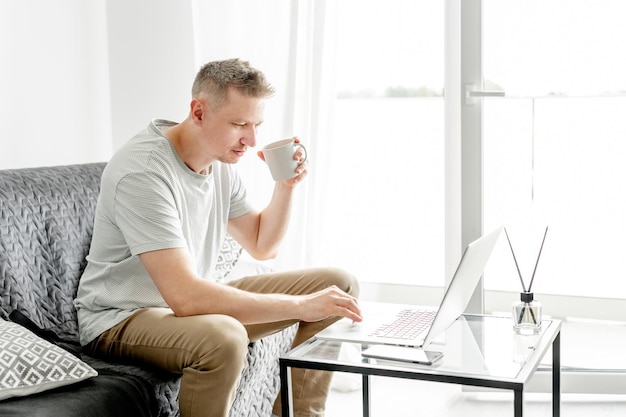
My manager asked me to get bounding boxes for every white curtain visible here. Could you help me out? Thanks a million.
[275,1,339,269]
[191,0,338,270]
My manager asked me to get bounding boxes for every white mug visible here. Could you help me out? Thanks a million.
[260,138,307,181]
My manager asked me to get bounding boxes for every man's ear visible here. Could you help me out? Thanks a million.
[190,99,204,122]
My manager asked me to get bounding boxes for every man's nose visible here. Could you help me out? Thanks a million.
[242,125,258,147]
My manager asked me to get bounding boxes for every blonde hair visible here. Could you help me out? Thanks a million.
[192,58,275,110]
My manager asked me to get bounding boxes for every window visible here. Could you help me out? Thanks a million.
[481,0,626,303]
[465,0,626,390]
[319,0,445,287]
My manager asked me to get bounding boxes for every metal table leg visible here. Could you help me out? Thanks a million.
[280,363,292,417]
[514,388,523,417]
[362,374,371,417]
[553,331,561,417]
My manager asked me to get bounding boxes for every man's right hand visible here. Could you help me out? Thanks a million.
[296,285,362,323]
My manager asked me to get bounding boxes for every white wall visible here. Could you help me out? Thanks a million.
[0,0,197,169]
[106,0,196,150]
[0,0,112,169]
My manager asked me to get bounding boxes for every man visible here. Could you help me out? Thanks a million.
[75,58,361,417]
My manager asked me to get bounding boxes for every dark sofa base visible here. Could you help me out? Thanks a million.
[0,350,183,417]
[0,369,155,417]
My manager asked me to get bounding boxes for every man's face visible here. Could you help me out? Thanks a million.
[199,87,265,164]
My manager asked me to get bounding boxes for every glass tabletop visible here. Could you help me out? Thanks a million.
[283,314,560,384]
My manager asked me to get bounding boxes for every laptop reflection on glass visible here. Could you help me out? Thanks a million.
[315,228,502,364]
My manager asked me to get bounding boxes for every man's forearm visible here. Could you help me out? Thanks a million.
[255,182,295,258]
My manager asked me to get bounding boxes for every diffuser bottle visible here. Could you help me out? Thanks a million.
[512,292,542,335]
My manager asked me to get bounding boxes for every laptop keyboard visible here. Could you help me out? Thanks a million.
[369,308,437,340]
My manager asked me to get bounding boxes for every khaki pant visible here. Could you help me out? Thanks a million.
[86,267,359,417]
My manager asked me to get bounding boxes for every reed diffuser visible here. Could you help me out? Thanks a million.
[504,226,548,335]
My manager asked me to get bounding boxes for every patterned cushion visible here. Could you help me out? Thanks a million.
[213,234,243,283]
[0,320,97,401]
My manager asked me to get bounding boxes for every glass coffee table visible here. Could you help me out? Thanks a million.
[280,314,561,417]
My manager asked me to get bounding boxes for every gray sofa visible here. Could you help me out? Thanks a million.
[0,162,296,417]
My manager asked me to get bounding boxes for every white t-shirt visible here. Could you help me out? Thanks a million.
[75,119,252,345]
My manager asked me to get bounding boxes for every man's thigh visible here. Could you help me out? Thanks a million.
[88,307,249,373]
[226,266,355,296]
[226,267,358,342]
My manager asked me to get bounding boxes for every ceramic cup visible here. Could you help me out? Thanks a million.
[260,138,307,181]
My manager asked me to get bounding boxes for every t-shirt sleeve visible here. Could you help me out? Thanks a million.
[114,172,187,255]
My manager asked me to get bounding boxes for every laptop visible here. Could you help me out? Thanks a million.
[316,227,502,349]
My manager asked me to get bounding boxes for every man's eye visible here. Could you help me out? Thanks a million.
[233,122,246,127]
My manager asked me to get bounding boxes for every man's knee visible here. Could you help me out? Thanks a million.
[192,315,249,371]
[326,267,360,298]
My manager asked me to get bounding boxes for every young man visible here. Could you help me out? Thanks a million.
[75,58,361,417]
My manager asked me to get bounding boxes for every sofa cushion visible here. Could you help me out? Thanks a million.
[0,320,97,401]
[213,234,244,282]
